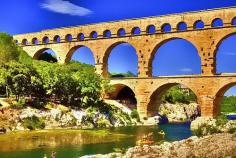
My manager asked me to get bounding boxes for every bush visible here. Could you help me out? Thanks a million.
[216,115,228,126]
[22,115,45,130]
[11,98,26,109]
[131,109,140,121]
[97,118,111,128]
[192,123,219,137]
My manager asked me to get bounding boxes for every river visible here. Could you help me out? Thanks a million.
[0,123,192,158]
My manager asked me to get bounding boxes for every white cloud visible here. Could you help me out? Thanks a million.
[223,51,236,56]
[41,0,92,16]
[179,68,192,72]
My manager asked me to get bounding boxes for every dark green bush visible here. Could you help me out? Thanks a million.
[131,109,140,122]
[22,116,45,130]
[216,115,228,126]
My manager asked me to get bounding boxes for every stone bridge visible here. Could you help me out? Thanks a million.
[13,7,236,119]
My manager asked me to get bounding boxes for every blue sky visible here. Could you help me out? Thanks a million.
[1,0,236,95]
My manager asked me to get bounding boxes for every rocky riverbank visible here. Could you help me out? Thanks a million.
[0,105,139,133]
[81,133,236,158]
[158,102,200,123]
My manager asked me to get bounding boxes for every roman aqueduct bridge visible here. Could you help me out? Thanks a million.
[13,7,236,119]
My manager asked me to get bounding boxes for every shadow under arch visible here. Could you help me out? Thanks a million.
[33,48,58,60]
[147,82,199,117]
[65,45,95,64]
[107,83,137,110]
[103,41,138,77]
[213,82,236,117]
[213,32,236,74]
[148,37,201,77]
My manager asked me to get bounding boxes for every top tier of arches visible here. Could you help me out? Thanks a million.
[15,7,236,46]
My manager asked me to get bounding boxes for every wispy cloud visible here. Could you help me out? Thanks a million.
[41,0,92,16]
[179,68,192,72]
[222,51,236,56]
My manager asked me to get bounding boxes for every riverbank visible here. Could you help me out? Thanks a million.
[81,132,236,158]
[0,104,140,133]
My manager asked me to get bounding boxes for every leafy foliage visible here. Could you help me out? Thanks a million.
[0,33,111,110]
[162,86,196,104]
[22,116,45,130]
[221,96,236,113]
[109,71,136,77]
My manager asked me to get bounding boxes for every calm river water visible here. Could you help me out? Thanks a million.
[0,122,192,158]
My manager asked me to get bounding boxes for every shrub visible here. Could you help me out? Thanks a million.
[22,115,45,130]
[11,98,26,109]
[97,118,111,128]
[131,109,140,122]
[216,115,228,126]
[192,123,219,137]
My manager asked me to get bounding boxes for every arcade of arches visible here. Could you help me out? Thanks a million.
[13,7,236,119]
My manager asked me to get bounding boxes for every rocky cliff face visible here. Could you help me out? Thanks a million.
[158,102,200,123]
[0,106,138,132]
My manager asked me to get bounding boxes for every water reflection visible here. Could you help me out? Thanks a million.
[0,124,193,158]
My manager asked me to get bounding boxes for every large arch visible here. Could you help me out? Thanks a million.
[65,45,95,65]
[149,38,201,76]
[103,42,138,77]
[147,82,199,117]
[214,82,236,117]
[33,48,58,62]
[107,83,137,110]
[215,33,236,74]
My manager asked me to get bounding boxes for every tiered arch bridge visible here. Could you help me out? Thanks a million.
[13,7,236,119]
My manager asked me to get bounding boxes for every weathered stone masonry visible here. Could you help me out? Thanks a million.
[13,7,236,119]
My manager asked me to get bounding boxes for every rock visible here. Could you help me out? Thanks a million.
[71,110,86,123]
[50,109,62,120]
[159,103,200,123]
[144,116,160,125]
[15,122,24,131]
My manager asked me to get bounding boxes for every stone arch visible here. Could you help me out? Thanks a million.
[65,34,73,42]
[33,48,57,60]
[107,83,137,110]
[65,45,95,64]
[213,32,236,74]
[177,22,187,31]
[147,82,199,117]
[53,35,61,43]
[90,31,98,39]
[211,18,224,28]
[148,37,201,76]
[103,41,138,77]
[146,25,156,34]
[42,36,49,44]
[77,33,85,41]
[232,17,236,25]
[103,30,112,38]
[161,23,172,32]
[213,82,236,117]
[22,39,28,45]
[131,27,141,35]
[193,20,205,29]
[117,28,126,37]
[32,38,39,45]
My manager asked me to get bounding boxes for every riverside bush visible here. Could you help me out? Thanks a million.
[11,99,26,109]
[131,109,140,121]
[192,123,219,137]
[22,116,45,130]
[97,118,111,128]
